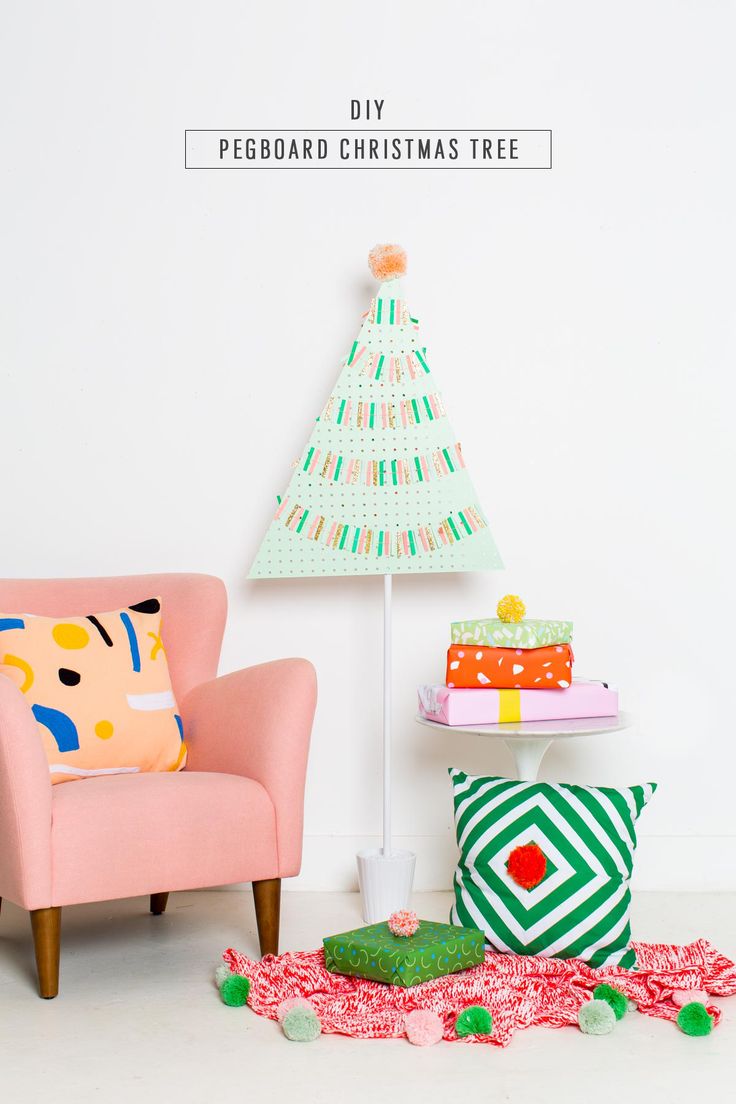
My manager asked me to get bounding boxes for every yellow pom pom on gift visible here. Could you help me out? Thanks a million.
[368,244,407,281]
[497,594,526,623]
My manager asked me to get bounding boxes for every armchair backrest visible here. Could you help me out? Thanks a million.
[0,574,227,702]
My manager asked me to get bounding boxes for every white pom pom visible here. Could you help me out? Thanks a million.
[215,964,231,989]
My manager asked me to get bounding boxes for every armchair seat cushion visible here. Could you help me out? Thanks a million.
[50,771,278,907]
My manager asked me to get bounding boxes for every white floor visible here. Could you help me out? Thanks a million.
[1,891,735,1103]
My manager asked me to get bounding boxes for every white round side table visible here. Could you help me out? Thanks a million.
[415,712,633,781]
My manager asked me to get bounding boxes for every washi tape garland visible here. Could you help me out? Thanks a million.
[365,295,414,326]
[301,443,465,486]
[320,391,446,429]
[272,498,487,557]
[351,349,429,382]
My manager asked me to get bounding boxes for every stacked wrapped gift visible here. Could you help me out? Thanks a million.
[418,594,618,726]
[324,911,485,986]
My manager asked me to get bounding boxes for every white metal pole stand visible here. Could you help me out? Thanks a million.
[382,572,392,857]
[356,573,417,923]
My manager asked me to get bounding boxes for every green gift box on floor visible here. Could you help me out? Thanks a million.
[323,920,485,987]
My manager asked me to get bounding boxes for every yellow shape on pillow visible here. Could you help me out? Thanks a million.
[52,623,90,649]
[2,653,34,692]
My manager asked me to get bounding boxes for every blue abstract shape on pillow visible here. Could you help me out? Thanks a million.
[32,704,80,752]
[119,611,141,672]
[0,618,25,631]
[174,714,184,741]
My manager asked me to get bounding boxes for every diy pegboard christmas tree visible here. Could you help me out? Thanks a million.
[249,245,502,578]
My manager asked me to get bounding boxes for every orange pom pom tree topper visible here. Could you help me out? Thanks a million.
[368,243,407,281]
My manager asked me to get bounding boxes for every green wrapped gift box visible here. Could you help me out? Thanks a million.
[451,617,573,649]
[323,920,485,987]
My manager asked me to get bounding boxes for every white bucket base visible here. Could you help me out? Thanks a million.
[356,848,416,924]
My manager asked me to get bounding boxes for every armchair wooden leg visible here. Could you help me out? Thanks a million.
[252,878,280,957]
[150,892,169,916]
[30,907,61,999]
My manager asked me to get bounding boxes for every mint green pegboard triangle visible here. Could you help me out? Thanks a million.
[249,272,503,578]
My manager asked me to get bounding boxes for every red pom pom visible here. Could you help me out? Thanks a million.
[507,843,547,890]
[388,909,420,937]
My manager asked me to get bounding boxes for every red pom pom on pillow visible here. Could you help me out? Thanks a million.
[507,843,547,890]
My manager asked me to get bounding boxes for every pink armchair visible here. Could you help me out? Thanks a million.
[0,573,317,998]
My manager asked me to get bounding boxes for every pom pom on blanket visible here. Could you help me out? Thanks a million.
[578,999,616,1035]
[405,1009,444,1046]
[282,1005,322,1042]
[677,1002,713,1036]
[455,1005,493,1037]
[220,974,251,1007]
[593,983,629,1021]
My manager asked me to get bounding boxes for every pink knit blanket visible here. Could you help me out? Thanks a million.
[223,940,736,1047]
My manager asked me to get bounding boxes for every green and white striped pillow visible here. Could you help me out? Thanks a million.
[449,769,656,968]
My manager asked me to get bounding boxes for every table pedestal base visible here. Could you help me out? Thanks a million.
[504,737,553,781]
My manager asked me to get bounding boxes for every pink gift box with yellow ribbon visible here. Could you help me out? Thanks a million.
[417,680,618,726]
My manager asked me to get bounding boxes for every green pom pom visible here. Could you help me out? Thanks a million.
[282,1006,321,1042]
[578,999,616,1035]
[455,1005,493,1037]
[677,1002,713,1037]
[593,983,628,1021]
[220,974,251,1007]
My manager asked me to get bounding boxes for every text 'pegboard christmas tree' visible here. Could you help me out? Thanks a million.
[249,244,502,578]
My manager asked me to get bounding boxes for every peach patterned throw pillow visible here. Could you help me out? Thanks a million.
[0,598,186,783]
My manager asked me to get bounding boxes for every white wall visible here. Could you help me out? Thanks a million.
[2,1,735,891]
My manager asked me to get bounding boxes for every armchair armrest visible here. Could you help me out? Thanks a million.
[0,675,53,909]
[180,658,317,877]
